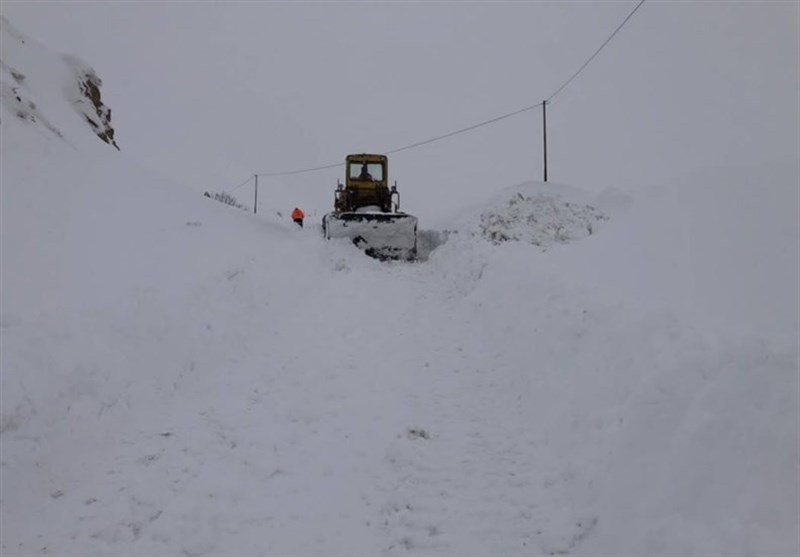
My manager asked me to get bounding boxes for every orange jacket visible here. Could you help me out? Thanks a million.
[291,208,305,220]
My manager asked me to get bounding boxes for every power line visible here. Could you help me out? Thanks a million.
[546,0,646,103]
[256,161,344,178]
[253,0,646,178]
[253,101,546,178]
[383,102,544,155]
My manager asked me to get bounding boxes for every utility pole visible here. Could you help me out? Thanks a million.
[254,174,258,214]
[542,101,549,183]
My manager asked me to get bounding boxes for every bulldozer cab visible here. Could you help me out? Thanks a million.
[336,154,393,213]
[346,154,387,187]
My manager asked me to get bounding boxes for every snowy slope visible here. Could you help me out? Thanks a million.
[2,19,798,557]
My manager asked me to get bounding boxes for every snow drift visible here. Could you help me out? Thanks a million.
[1,18,798,557]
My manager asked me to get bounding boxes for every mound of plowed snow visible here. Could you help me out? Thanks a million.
[432,181,617,251]
[479,190,608,246]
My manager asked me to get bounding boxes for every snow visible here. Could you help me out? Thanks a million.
[474,188,608,247]
[2,16,799,557]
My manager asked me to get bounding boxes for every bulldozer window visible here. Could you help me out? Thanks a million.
[349,162,384,181]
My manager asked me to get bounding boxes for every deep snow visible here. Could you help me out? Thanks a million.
[1,17,798,557]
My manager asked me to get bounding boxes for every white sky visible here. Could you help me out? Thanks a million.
[3,1,798,221]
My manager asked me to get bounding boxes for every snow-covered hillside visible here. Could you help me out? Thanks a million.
[2,18,798,557]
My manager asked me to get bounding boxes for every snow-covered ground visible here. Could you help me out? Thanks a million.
[2,18,798,557]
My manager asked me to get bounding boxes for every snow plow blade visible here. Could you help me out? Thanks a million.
[322,212,418,261]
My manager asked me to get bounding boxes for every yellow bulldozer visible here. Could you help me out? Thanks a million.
[322,154,417,260]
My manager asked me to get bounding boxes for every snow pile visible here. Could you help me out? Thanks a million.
[436,181,614,252]
[479,190,608,247]
[1,18,798,557]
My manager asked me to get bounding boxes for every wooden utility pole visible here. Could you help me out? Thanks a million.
[542,101,549,182]
[254,174,258,214]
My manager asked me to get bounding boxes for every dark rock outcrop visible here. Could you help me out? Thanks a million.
[63,55,119,150]
[67,60,119,150]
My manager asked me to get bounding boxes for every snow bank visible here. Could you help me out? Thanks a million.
[424,220,798,556]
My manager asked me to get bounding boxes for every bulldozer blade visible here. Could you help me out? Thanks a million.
[322,212,418,261]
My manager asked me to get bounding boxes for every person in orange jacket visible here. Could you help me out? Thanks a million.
[291,207,305,227]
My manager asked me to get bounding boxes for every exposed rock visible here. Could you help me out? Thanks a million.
[62,54,119,150]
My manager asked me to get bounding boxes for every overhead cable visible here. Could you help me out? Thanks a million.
[546,0,646,103]
[252,0,645,178]
[253,102,545,178]
[256,160,344,178]
[383,101,544,155]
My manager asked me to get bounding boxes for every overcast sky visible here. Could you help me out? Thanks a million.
[3,1,798,223]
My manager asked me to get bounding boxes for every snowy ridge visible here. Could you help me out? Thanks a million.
[1,18,798,557]
[0,16,117,149]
